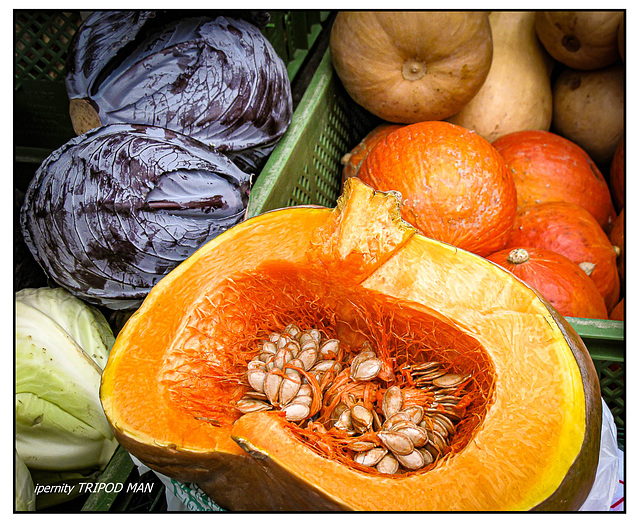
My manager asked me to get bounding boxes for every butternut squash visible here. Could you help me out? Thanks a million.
[448,11,553,143]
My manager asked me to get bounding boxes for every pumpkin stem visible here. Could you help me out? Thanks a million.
[402,59,427,81]
[578,262,596,276]
[507,248,530,264]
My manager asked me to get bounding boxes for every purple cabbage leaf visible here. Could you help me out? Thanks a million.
[65,11,292,174]
[20,124,250,310]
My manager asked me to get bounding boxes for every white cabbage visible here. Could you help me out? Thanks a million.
[15,450,36,511]
[15,288,118,471]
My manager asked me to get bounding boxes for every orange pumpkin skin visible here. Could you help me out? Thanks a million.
[609,208,624,294]
[506,202,619,313]
[609,298,624,321]
[341,124,403,181]
[492,130,617,232]
[357,121,517,257]
[486,247,608,319]
[609,139,624,211]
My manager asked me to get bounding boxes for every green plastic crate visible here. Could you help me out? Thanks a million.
[247,48,625,450]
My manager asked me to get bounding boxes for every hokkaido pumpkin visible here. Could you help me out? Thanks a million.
[492,130,617,232]
[506,202,619,313]
[101,179,601,511]
[609,208,624,294]
[341,124,403,181]
[609,298,624,321]
[329,12,493,123]
[355,121,517,257]
[486,247,608,320]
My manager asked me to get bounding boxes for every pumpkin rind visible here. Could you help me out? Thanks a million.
[329,12,493,123]
[492,130,617,232]
[356,121,517,257]
[101,178,601,511]
[506,201,620,313]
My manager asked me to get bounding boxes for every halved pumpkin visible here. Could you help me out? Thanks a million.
[101,178,601,511]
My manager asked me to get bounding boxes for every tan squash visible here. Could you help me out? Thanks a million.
[101,178,601,511]
[618,18,625,62]
[552,64,624,166]
[535,11,623,70]
[448,11,553,143]
[329,11,493,123]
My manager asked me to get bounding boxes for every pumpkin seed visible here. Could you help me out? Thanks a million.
[264,369,283,405]
[297,345,319,370]
[419,448,434,466]
[376,453,399,474]
[354,447,387,467]
[236,397,272,413]
[351,356,382,381]
[284,323,301,338]
[433,373,469,388]
[347,440,377,452]
[262,340,277,355]
[403,405,424,425]
[395,449,425,470]
[279,370,302,406]
[247,368,267,392]
[378,431,414,456]
[283,402,310,421]
[392,422,428,448]
[351,404,374,433]
[382,385,403,419]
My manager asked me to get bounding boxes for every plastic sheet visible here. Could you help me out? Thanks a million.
[579,399,623,511]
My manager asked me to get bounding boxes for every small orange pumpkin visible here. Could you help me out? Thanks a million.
[609,298,624,321]
[506,201,619,312]
[492,130,617,232]
[486,247,608,320]
[341,124,403,181]
[356,121,517,257]
[609,208,624,293]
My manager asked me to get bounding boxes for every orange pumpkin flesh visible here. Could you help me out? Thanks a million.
[101,178,600,511]
[492,130,617,232]
[506,201,620,313]
[356,121,517,257]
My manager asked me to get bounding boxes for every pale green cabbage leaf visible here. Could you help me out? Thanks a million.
[15,289,118,471]
[15,450,36,511]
